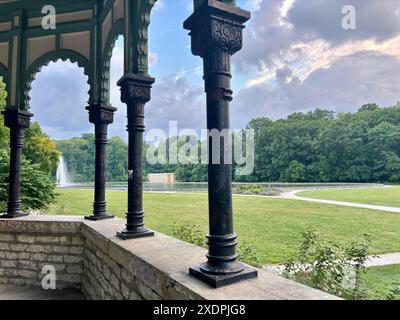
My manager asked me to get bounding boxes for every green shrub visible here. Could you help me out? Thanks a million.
[172,222,205,248]
[283,230,370,300]
[235,184,264,195]
[172,222,261,268]
[0,149,57,211]
[385,281,400,300]
[237,240,262,268]
[234,184,281,196]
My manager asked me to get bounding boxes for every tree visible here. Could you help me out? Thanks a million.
[0,149,56,212]
[358,103,380,113]
[0,79,9,151]
[24,122,60,175]
[282,161,306,182]
[0,79,57,212]
[56,134,95,182]
[107,136,128,181]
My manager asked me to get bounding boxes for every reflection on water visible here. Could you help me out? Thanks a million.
[58,182,383,193]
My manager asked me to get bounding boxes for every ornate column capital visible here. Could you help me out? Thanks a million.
[117,73,155,105]
[184,0,250,57]
[86,103,117,125]
[2,109,33,130]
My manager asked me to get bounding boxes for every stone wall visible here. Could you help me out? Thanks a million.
[0,216,339,300]
[0,217,84,289]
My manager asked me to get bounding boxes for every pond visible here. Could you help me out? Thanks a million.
[59,182,383,193]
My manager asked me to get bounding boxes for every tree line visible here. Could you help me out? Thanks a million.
[242,104,400,183]
[56,103,400,184]
[0,79,58,211]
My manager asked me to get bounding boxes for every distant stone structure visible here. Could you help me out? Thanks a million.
[148,173,176,184]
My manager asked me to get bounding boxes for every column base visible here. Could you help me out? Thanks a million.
[85,213,115,221]
[190,263,258,288]
[116,227,154,240]
[0,212,29,219]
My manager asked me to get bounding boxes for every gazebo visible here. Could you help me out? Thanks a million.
[0,0,337,299]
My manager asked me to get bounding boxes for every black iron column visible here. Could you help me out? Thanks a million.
[85,104,117,221]
[184,0,257,287]
[116,74,155,239]
[0,109,32,219]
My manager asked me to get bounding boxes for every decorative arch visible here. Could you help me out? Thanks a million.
[23,50,92,110]
[100,19,124,103]
[0,63,7,86]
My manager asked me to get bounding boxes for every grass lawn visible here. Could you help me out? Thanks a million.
[47,189,400,265]
[362,265,400,300]
[298,186,400,207]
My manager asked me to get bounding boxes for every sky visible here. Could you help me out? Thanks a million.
[28,0,400,140]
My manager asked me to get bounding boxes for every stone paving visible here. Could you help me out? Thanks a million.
[0,284,84,300]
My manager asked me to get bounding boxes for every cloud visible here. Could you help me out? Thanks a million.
[232,51,400,128]
[237,0,400,84]
[228,0,400,128]
[108,45,206,140]
[29,61,91,140]
[288,0,400,44]
[147,74,206,134]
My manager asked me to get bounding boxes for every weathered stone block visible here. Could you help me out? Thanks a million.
[10,243,28,252]
[71,236,84,245]
[44,263,66,272]
[31,253,47,261]
[18,252,30,260]
[102,265,111,281]
[16,235,36,243]
[5,269,19,276]
[26,245,46,253]
[1,260,17,268]
[47,255,64,263]
[58,273,82,283]
[70,247,83,255]
[36,236,60,244]
[8,278,26,286]
[136,280,162,300]
[18,260,38,270]
[0,234,15,241]
[19,269,37,279]
[64,255,82,263]
[59,236,70,244]
[5,252,18,260]
[53,246,69,254]
[10,243,27,252]
[110,273,120,291]
[121,282,130,300]
[0,242,10,250]
[67,265,83,274]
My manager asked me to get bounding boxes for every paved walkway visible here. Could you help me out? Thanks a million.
[265,252,400,273]
[278,190,400,213]
[264,190,400,271]
[0,285,84,300]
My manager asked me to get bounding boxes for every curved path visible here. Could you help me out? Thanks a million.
[278,190,400,213]
[265,252,400,273]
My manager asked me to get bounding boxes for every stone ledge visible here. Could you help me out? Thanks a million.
[0,216,340,300]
